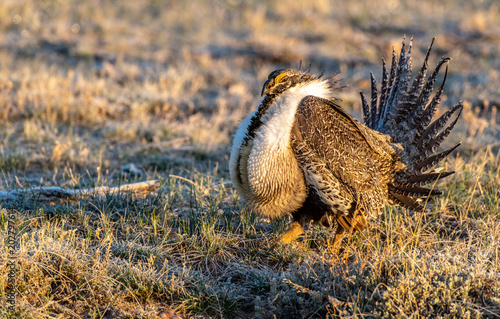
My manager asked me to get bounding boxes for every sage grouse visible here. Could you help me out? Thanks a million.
[230,39,462,244]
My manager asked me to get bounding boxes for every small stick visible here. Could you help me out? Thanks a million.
[0,180,160,201]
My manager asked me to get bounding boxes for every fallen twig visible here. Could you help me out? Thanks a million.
[0,180,160,201]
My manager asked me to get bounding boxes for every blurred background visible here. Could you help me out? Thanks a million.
[1,2,499,317]
[0,0,499,181]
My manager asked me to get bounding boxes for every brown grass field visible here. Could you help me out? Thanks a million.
[0,0,499,318]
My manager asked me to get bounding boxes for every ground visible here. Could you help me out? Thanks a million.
[0,0,499,318]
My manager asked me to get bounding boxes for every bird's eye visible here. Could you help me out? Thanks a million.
[274,74,288,85]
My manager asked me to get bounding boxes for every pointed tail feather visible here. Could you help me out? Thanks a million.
[377,58,389,128]
[377,40,410,131]
[376,49,398,129]
[361,38,462,211]
[407,37,435,106]
[360,72,380,130]
[410,64,449,142]
[389,184,442,197]
[398,171,455,187]
[407,57,450,131]
[385,39,414,132]
[389,192,425,211]
[415,143,461,173]
[415,102,463,154]
[361,91,370,126]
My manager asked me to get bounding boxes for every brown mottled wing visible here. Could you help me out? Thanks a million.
[292,95,391,220]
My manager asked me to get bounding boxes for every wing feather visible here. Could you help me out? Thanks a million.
[292,95,392,218]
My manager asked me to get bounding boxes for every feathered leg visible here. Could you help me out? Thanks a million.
[277,220,304,244]
[330,209,370,253]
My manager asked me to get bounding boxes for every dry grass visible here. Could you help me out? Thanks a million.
[0,0,499,318]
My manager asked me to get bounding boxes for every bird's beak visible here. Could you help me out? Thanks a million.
[261,78,272,96]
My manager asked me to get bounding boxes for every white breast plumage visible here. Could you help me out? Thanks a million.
[229,79,334,218]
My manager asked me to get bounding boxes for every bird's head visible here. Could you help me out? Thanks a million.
[261,68,340,100]
[261,69,311,97]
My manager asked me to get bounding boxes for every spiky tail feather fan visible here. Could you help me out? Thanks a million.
[360,38,462,211]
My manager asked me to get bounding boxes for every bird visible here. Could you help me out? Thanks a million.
[229,38,462,245]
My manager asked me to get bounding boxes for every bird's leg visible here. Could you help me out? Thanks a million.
[331,220,347,250]
[277,220,304,244]
[332,210,369,250]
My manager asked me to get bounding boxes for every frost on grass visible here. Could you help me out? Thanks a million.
[0,0,500,317]
[1,148,499,318]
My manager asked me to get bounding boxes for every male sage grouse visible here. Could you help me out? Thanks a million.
[230,38,462,244]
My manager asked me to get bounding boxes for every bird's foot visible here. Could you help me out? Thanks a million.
[274,221,304,246]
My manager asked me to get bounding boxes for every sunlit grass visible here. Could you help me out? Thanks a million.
[1,149,498,318]
[0,0,499,318]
